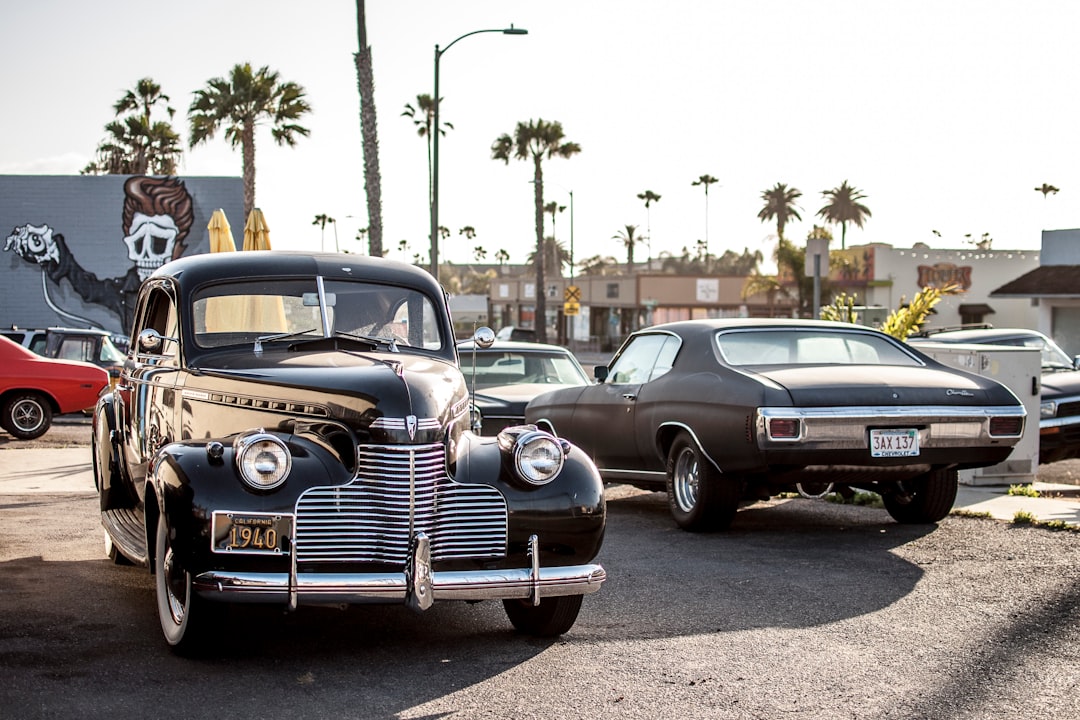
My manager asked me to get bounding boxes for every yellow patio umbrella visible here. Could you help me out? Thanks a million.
[243,208,272,251]
[208,209,236,253]
[239,208,286,331]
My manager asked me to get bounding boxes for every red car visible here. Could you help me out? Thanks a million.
[0,335,109,440]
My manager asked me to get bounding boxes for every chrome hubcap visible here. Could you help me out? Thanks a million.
[673,447,699,513]
[12,400,44,433]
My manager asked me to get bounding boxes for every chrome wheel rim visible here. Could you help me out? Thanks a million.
[162,542,188,626]
[11,399,45,434]
[672,447,699,513]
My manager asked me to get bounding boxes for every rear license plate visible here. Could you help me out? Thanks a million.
[212,512,292,555]
[870,428,919,457]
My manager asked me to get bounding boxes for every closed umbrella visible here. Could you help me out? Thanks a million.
[208,209,236,253]
[239,208,286,331]
[243,208,272,251]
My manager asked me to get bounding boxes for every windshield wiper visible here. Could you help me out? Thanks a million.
[332,330,399,353]
[254,328,317,354]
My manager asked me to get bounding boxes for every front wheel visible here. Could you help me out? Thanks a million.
[503,595,583,637]
[1,392,52,440]
[883,468,958,524]
[155,512,220,653]
[666,431,740,531]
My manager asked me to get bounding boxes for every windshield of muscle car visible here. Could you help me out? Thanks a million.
[716,328,923,367]
[191,277,445,351]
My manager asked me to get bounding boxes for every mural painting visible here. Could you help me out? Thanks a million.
[1,175,243,340]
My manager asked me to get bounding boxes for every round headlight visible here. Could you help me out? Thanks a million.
[513,430,565,485]
[235,432,291,490]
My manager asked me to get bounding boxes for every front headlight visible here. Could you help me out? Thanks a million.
[1041,400,1057,419]
[235,432,291,490]
[498,426,568,486]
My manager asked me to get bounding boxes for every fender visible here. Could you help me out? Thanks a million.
[454,432,606,566]
[94,391,137,512]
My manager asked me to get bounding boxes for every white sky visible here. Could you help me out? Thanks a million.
[3,1,1077,269]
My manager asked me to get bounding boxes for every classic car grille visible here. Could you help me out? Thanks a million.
[1056,400,1080,419]
[294,443,508,564]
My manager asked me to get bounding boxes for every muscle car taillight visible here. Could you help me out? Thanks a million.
[767,418,801,440]
[988,416,1024,438]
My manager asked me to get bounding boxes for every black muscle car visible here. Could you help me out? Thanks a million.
[93,251,605,652]
[525,319,1026,531]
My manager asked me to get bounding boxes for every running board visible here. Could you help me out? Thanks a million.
[102,508,148,566]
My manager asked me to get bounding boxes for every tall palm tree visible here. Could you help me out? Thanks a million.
[637,190,661,263]
[189,63,312,218]
[544,201,566,247]
[354,0,384,257]
[492,119,581,343]
[1035,183,1060,198]
[312,213,336,252]
[83,77,182,175]
[613,224,643,273]
[757,182,802,241]
[527,237,571,277]
[691,175,719,256]
[402,94,453,212]
[817,180,871,250]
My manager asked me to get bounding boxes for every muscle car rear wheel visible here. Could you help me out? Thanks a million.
[883,468,959,524]
[155,513,221,652]
[666,432,740,532]
[503,594,583,637]
[1,392,52,440]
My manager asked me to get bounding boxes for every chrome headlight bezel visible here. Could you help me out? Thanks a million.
[498,425,568,486]
[234,431,292,490]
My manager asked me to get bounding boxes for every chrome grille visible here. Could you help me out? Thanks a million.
[294,443,507,564]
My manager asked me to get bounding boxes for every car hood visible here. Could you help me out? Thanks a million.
[1040,369,1080,398]
[186,349,467,438]
[473,383,581,411]
[750,364,1009,407]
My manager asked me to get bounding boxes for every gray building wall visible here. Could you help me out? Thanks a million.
[2,174,243,339]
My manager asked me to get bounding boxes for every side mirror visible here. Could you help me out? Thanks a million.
[594,365,609,382]
[137,328,177,353]
[473,326,496,349]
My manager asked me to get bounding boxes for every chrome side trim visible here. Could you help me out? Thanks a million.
[193,564,607,605]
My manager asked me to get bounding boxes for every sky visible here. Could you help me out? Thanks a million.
[4,1,1079,270]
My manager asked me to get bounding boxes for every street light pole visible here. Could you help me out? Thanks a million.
[431,24,527,281]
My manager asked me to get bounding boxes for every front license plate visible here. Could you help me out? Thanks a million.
[870,428,920,458]
[212,511,292,555]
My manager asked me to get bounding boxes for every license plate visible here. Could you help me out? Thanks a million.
[212,512,292,555]
[870,428,920,457]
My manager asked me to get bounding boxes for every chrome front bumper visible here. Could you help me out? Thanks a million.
[192,533,605,609]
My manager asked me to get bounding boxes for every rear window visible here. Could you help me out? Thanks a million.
[716,328,922,367]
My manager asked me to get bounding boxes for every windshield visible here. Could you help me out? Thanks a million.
[459,349,590,389]
[716,328,923,367]
[191,277,445,351]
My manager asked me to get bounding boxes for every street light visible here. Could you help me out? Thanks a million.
[430,24,527,281]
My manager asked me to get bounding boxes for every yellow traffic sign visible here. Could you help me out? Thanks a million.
[565,285,581,303]
[563,301,580,316]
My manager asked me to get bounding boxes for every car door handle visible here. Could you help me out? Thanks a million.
[622,393,637,401]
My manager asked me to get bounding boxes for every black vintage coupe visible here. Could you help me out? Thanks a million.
[93,251,605,652]
[525,319,1026,531]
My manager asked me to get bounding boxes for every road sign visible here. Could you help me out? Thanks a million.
[565,285,581,303]
[563,301,580,316]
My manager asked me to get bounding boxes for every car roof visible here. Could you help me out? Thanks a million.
[912,328,1044,343]
[640,317,887,337]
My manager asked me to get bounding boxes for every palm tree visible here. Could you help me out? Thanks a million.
[577,254,619,276]
[691,174,719,255]
[527,237,571,278]
[312,214,336,252]
[189,63,312,218]
[757,183,802,241]
[83,77,182,175]
[613,225,643,273]
[492,119,581,343]
[637,190,661,264]
[817,180,871,250]
[354,1,384,257]
[544,201,566,247]
[494,249,510,267]
[402,94,453,212]
[1035,183,1060,198]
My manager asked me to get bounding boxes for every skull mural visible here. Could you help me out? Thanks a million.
[3,176,195,334]
[123,212,180,280]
